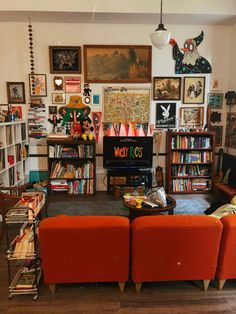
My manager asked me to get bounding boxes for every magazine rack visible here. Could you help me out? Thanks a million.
[5,191,46,300]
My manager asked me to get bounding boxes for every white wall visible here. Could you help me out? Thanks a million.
[0,21,234,190]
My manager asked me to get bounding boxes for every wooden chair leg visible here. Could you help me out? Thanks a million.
[49,284,56,295]
[203,280,210,291]
[118,281,125,293]
[218,279,226,290]
[135,282,142,294]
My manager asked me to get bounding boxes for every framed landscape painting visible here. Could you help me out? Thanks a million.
[183,76,205,104]
[153,77,181,100]
[49,46,81,74]
[179,107,204,127]
[84,45,152,83]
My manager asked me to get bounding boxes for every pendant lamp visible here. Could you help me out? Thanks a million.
[150,0,171,49]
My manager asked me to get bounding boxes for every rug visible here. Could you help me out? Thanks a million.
[47,198,209,217]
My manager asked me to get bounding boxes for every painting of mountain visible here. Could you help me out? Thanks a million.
[84,45,152,83]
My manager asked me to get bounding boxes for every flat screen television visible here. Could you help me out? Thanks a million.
[103,136,153,169]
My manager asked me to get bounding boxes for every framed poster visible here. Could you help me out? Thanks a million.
[52,93,66,104]
[29,74,47,97]
[155,102,176,128]
[6,82,25,104]
[103,86,150,123]
[225,112,236,148]
[207,93,223,109]
[84,45,152,83]
[49,46,81,74]
[210,126,223,146]
[183,76,205,104]
[65,77,81,93]
[153,77,181,100]
[179,107,204,127]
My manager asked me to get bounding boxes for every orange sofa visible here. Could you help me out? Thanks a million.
[216,214,236,290]
[39,215,130,294]
[131,215,223,293]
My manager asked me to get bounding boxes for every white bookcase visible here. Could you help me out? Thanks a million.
[0,121,29,187]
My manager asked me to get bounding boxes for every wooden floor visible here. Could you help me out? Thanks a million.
[1,192,236,313]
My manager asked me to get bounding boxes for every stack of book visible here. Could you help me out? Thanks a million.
[50,180,69,192]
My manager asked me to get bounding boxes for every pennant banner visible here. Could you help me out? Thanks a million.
[91,111,102,143]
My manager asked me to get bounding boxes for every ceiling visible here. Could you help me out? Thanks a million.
[0,11,235,25]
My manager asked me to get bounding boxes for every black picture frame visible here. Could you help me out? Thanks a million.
[6,82,25,104]
[49,46,81,74]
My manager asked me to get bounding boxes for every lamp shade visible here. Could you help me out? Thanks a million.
[150,29,171,49]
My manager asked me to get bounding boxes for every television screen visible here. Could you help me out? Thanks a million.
[103,136,153,169]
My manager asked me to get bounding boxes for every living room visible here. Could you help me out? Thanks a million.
[0,0,236,312]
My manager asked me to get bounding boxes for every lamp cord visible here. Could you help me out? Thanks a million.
[160,0,163,24]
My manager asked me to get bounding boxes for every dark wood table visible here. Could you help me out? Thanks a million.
[123,195,176,221]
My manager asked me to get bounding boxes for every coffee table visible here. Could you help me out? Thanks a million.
[123,195,176,221]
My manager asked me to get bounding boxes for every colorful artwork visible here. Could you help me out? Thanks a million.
[155,103,176,129]
[103,86,150,123]
[225,113,236,148]
[170,31,212,74]
[92,95,100,105]
[207,93,223,109]
[10,105,22,119]
[65,77,81,93]
[179,107,204,127]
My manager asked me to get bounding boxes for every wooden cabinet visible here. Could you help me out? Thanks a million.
[0,121,28,188]
[166,131,215,194]
[47,138,96,195]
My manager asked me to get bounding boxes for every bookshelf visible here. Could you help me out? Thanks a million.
[47,138,96,195]
[0,121,29,188]
[166,131,215,194]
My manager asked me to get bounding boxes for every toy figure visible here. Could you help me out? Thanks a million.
[83,83,92,97]
[80,117,94,140]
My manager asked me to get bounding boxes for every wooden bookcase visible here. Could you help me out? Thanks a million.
[47,138,96,195]
[166,131,215,194]
[0,121,29,188]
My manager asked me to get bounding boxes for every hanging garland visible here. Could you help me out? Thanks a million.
[28,19,36,96]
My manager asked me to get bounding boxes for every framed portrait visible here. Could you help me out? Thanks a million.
[65,77,81,93]
[153,77,181,100]
[84,45,152,83]
[225,112,236,148]
[207,93,223,109]
[155,102,176,128]
[183,76,205,104]
[49,46,81,74]
[29,74,47,97]
[210,126,223,147]
[179,107,204,127]
[6,82,25,104]
[52,93,66,104]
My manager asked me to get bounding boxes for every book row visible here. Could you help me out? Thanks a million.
[50,161,94,179]
[171,164,210,177]
[50,179,94,195]
[172,151,212,164]
[172,178,211,192]
[49,144,94,158]
[171,136,211,149]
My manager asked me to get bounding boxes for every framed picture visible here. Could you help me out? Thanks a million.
[53,76,64,91]
[65,77,81,93]
[225,112,236,148]
[6,82,25,104]
[179,107,204,127]
[183,76,205,104]
[155,102,176,128]
[210,77,222,91]
[84,45,152,83]
[52,93,66,104]
[49,46,81,74]
[207,93,223,109]
[210,126,223,147]
[9,105,22,120]
[49,106,57,114]
[92,94,100,105]
[103,86,150,123]
[29,74,47,97]
[153,77,181,100]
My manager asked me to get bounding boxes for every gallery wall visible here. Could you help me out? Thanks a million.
[0,21,234,190]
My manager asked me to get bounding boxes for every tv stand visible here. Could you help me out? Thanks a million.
[107,169,152,195]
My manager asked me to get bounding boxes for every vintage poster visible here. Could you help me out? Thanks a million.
[103,86,150,123]
[155,102,176,128]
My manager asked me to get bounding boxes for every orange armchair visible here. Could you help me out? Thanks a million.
[131,215,222,293]
[216,214,236,290]
[39,215,130,294]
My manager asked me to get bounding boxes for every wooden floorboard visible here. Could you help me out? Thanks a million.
[1,193,236,313]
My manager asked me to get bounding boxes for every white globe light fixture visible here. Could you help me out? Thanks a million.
[150,0,171,49]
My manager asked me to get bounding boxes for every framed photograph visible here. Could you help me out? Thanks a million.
[29,74,47,97]
[6,82,25,104]
[183,76,205,104]
[103,86,150,123]
[179,107,204,127]
[155,102,176,128]
[153,77,181,100]
[210,126,223,147]
[65,77,81,93]
[225,112,236,148]
[52,93,66,104]
[49,46,81,74]
[84,45,152,83]
[49,106,57,114]
[207,92,223,109]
